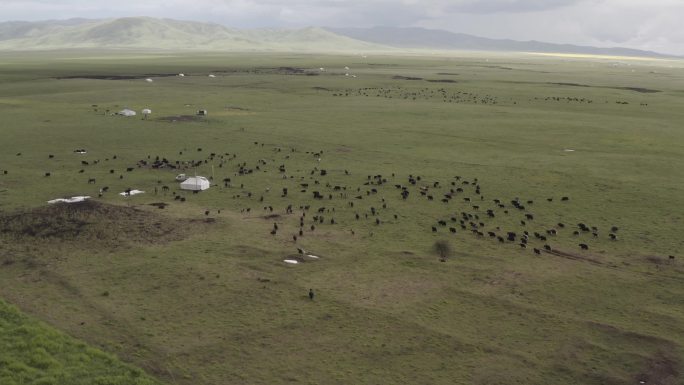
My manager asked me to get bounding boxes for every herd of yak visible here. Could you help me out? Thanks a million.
[8,139,678,263]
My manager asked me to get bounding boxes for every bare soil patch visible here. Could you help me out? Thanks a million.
[392,75,423,81]
[158,115,204,123]
[0,201,202,250]
[550,82,661,93]
[635,351,680,385]
[544,248,603,266]
[55,73,177,80]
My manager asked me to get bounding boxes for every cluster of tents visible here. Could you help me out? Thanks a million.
[117,108,151,118]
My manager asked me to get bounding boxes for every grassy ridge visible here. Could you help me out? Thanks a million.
[0,299,160,385]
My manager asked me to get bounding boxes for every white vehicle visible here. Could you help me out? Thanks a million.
[175,173,188,181]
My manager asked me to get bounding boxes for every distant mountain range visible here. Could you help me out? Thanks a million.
[0,17,676,58]
[327,26,676,58]
[0,17,383,52]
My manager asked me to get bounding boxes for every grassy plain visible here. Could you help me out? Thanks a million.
[0,50,683,385]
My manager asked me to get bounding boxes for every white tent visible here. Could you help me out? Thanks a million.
[180,176,210,191]
[118,108,136,117]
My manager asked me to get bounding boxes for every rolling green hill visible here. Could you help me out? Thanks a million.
[0,17,387,52]
[0,299,160,385]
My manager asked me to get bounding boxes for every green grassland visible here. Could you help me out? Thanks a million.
[0,298,160,385]
[0,50,683,385]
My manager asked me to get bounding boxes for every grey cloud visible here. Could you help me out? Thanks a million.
[445,0,585,14]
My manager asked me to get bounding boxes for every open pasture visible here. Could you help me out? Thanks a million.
[0,51,683,385]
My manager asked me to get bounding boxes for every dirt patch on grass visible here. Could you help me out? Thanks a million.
[544,248,603,266]
[549,82,661,93]
[55,73,177,80]
[616,87,661,93]
[392,75,424,81]
[0,200,202,250]
[635,351,680,385]
[158,115,204,123]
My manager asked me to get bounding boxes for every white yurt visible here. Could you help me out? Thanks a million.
[180,176,210,191]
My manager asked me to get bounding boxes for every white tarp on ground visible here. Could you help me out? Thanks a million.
[48,196,90,204]
[180,176,210,191]
[118,108,136,116]
[119,189,145,196]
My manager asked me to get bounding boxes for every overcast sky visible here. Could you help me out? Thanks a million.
[1,0,683,55]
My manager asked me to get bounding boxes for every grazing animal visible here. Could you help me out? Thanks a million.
[87,178,96,184]
[309,289,314,300]
[431,226,437,232]
[544,244,551,251]
[44,172,51,177]
[579,243,589,250]
[533,248,541,255]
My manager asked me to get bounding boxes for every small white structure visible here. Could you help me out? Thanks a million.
[178,73,185,77]
[119,189,144,196]
[48,196,90,204]
[118,108,136,117]
[208,74,216,78]
[344,66,350,70]
[145,78,154,83]
[180,176,210,191]
[142,108,151,119]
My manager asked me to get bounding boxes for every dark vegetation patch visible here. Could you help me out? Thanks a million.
[392,75,424,80]
[157,115,204,123]
[549,82,661,93]
[615,86,661,93]
[312,86,331,91]
[149,202,169,209]
[426,79,458,83]
[436,72,459,76]
[211,67,319,76]
[551,82,592,88]
[635,351,680,385]
[545,248,603,266]
[55,73,177,80]
[0,201,200,249]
